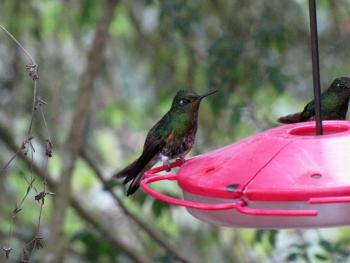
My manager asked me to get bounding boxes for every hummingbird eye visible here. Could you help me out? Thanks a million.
[337,83,346,89]
[179,98,190,105]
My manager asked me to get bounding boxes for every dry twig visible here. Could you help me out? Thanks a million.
[0,122,150,263]
[0,24,52,261]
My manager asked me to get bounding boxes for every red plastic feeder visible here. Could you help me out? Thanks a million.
[141,121,350,228]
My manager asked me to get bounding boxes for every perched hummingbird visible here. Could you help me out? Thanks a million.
[114,89,218,196]
[277,77,350,124]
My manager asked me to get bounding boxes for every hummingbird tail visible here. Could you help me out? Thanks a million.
[114,136,164,195]
[126,174,143,196]
[113,159,140,180]
[113,148,161,195]
[113,158,149,195]
[126,159,157,195]
[277,112,302,124]
[114,159,156,196]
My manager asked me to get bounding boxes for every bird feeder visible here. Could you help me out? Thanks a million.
[141,0,350,228]
[141,121,350,228]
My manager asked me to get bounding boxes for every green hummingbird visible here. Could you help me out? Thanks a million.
[114,89,218,196]
[277,77,350,124]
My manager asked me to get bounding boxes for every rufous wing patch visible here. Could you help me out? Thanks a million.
[165,129,175,143]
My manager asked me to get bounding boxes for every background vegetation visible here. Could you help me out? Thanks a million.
[1,0,350,262]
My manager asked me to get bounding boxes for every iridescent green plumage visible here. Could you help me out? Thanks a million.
[114,89,217,195]
[278,77,350,124]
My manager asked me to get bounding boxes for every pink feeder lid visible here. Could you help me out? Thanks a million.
[176,121,350,202]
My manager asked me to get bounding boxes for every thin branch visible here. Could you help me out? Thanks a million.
[3,151,36,260]
[0,228,83,259]
[0,148,21,176]
[37,97,53,144]
[26,80,38,137]
[0,24,37,66]
[0,24,44,262]
[1,136,34,176]
[0,122,150,263]
[80,147,191,263]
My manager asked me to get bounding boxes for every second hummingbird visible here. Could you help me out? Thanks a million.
[114,89,217,196]
[277,77,350,124]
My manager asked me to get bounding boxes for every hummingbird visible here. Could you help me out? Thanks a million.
[114,89,218,196]
[277,77,350,124]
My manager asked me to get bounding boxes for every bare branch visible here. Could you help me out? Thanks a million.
[0,25,45,261]
[81,147,191,263]
[0,24,37,66]
[0,122,151,263]
[0,148,21,175]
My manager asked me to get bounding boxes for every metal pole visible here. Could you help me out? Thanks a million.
[308,0,323,135]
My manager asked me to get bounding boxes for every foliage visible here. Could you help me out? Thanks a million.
[1,0,350,262]
[70,230,117,262]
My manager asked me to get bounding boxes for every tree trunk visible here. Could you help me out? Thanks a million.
[44,0,119,262]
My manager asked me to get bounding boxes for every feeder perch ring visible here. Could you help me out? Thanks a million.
[142,165,318,217]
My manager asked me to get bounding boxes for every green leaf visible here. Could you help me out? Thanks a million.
[314,254,328,261]
[300,253,311,262]
[70,230,117,262]
[78,0,101,29]
[319,239,334,253]
[253,230,264,244]
[152,199,165,218]
[159,0,200,36]
[286,252,298,261]
[151,196,173,218]
[289,242,310,250]
[268,230,278,248]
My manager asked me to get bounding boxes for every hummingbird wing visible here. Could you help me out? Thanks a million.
[277,112,303,124]
[277,100,315,124]
[299,100,315,121]
[115,137,165,196]
[124,140,165,196]
[114,114,172,195]
[121,135,165,185]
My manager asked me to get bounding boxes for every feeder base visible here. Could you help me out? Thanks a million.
[184,192,350,228]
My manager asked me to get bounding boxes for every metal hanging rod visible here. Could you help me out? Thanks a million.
[308,0,323,135]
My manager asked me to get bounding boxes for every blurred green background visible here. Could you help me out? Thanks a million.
[1,0,350,262]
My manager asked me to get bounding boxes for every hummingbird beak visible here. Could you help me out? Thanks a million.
[198,90,218,100]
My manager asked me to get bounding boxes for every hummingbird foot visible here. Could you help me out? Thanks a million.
[160,154,172,172]
[176,156,186,166]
